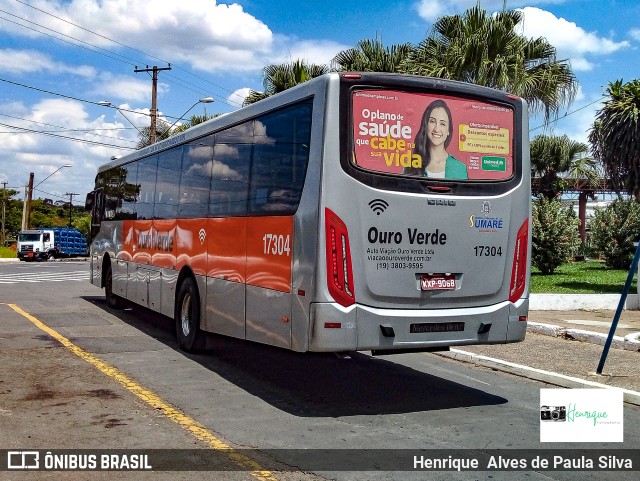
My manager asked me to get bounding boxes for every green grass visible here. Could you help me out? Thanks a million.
[530,260,638,294]
[0,246,16,258]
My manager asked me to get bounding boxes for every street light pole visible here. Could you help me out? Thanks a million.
[1,180,7,246]
[158,97,214,139]
[20,164,72,230]
[97,101,147,136]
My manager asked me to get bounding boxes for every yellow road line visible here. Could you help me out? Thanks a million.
[7,303,280,481]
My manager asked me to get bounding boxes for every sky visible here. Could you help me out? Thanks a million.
[0,0,638,206]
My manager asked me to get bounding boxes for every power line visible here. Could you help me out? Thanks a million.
[529,97,605,134]
[0,121,136,150]
[0,76,117,107]
[0,112,138,144]
[0,10,139,67]
[0,75,212,122]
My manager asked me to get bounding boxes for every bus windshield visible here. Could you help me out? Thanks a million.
[352,89,514,181]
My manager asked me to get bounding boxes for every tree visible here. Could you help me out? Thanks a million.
[332,38,412,73]
[72,214,91,240]
[531,197,580,274]
[243,60,329,106]
[171,114,219,136]
[589,79,640,200]
[136,119,172,149]
[589,199,640,269]
[402,5,577,120]
[530,134,600,198]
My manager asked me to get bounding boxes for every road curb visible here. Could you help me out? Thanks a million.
[439,349,640,406]
[528,321,640,352]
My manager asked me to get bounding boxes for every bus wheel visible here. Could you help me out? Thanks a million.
[104,264,123,309]
[175,277,204,352]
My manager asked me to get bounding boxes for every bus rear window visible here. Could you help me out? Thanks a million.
[352,90,514,181]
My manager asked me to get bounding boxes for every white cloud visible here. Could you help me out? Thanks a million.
[90,74,160,103]
[517,7,629,72]
[229,88,252,108]
[416,0,449,22]
[0,49,96,77]
[630,28,640,41]
[272,38,351,66]
[0,99,135,200]
[416,0,535,21]
[415,1,573,22]
[0,0,275,73]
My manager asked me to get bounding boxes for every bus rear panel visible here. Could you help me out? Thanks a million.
[309,73,530,353]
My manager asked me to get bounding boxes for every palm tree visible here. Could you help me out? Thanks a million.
[589,79,640,200]
[402,5,577,121]
[531,134,599,199]
[531,134,600,242]
[136,120,171,149]
[332,38,413,73]
[243,60,329,106]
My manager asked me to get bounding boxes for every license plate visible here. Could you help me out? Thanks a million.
[420,275,456,291]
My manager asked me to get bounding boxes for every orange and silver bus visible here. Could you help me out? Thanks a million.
[86,72,530,354]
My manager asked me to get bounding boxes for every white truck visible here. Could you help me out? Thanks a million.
[16,227,88,261]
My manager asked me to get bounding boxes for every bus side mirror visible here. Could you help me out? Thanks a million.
[85,192,95,212]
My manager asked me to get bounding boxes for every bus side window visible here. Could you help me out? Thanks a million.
[136,155,157,220]
[116,161,139,220]
[179,140,214,218]
[155,148,181,219]
[249,101,312,214]
[209,143,250,217]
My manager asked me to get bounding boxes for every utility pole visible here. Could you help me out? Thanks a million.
[66,192,78,227]
[134,65,172,144]
[1,180,7,246]
[21,172,34,231]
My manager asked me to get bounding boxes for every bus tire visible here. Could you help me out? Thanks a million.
[175,277,205,352]
[104,263,123,309]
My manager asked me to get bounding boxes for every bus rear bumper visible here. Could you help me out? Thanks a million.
[309,299,528,353]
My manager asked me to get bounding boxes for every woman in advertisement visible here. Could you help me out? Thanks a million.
[406,99,468,179]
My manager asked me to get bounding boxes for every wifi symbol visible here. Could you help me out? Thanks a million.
[368,199,389,215]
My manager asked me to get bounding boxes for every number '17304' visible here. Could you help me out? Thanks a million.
[263,234,291,256]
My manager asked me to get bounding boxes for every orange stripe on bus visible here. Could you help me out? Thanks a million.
[121,216,293,292]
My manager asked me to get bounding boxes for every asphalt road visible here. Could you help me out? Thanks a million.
[1,260,638,481]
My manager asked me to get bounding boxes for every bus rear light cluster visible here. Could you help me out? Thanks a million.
[509,219,529,303]
[325,208,356,307]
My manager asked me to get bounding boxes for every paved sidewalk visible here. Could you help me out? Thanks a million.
[441,307,640,406]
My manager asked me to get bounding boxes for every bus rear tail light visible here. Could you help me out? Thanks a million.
[325,208,355,307]
[509,219,529,303]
